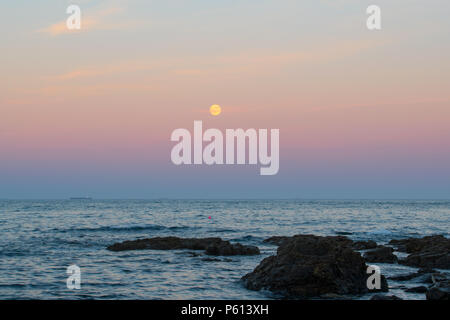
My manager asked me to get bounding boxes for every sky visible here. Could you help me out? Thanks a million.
[1,0,450,199]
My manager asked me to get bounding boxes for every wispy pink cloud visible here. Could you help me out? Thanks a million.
[36,5,135,36]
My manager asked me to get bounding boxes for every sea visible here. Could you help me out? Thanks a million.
[0,199,449,300]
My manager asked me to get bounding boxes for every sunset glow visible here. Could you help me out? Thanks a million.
[1,1,449,199]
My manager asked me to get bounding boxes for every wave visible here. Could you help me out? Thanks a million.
[231,235,263,242]
[55,224,191,233]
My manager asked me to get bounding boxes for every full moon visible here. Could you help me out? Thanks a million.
[209,104,221,116]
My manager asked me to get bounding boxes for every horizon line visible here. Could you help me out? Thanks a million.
[1,198,450,201]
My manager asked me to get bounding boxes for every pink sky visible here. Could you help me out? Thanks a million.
[1,1,449,198]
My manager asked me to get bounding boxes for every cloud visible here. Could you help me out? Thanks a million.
[11,35,387,103]
[37,5,126,36]
[38,18,97,36]
[48,60,159,81]
[48,37,386,80]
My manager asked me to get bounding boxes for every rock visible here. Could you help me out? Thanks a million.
[107,236,260,256]
[418,272,446,284]
[370,294,402,300]
[353,240,377,250]
[388,268,439,282]
[426,278,450,300]
[405,286,427,293]
[205,242,260,256]
[107,236,223,251]
[263,236,291,246]
[264,235,379,251]
[389,235,448,253]
[241,234,388,299]
[389,273,418,281]
[363,246,398,263]
[417,267,435,273]
[389,235,450,269]
[426,286,449,300]
[402,251,450,270]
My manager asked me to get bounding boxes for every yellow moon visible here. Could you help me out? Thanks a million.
[209,104,221,116]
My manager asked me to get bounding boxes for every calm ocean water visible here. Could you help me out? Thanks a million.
[0,199,449,300]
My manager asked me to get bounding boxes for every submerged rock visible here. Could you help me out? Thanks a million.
[426,276,450,300]
[370,294,402,300]
[389,235,450,269]
[405,286,427,293]
[242,234,388,299]
[389,273,418,281]
[107,236,260,256]
[363,246,398,263]
[388,267,438,282]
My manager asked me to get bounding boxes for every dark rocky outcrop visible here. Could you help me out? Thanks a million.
[426,284,449,300]
[389,268,446,292]
[265,236,380,252]
[205,242,259,256]
[389,235,448,253]
[107,236,260,256]
[402,253,449,270]
[389,235,450,269]
[389,268,437,282]
[242,234,388,299]
[107,236,222,251]
[363,246,398,263]
[425,272,447,284]
[353,240,377,250]
[263,236,291,246]
[426,274,450,300]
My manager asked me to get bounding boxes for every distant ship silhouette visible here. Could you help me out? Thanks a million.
[69,197,92,200]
